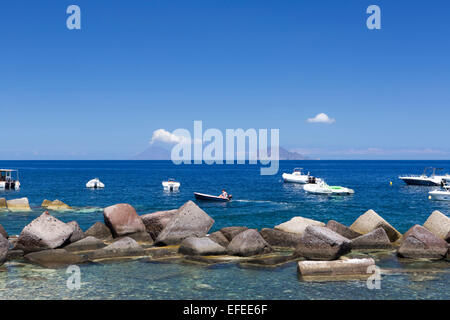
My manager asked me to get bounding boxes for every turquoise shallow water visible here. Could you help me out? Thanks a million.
[0,160,449,299]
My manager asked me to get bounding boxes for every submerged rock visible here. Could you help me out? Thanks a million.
[64,236,106,252]
[16,212,73,252]
[7,197,31,211]
[6,249,24,261]
[423,210,450,241]
[274,216,325,235]
[208,231,229,247]
[41,199,72,211]
[24,249,86,268]
[397,225,448,260]
[141,209,178,240]
[351,227,392,250]
[0,198,6,209]
[0,234,9,265]
[179,237,227,256]
[350,209,402,242]
[103,203,146,237]
[0,224,8,239]
[156,201,214,245]
[296,225,351,260]
[297,258,375,279]
[259,228,302,248]
[227,229,272,257]
[84,222,113,240]
[326,220,362,240]
[67,221,84,243]
[219,227,248,241]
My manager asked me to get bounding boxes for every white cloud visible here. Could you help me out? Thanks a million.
[150,129,190,145]
[307,113,335,124]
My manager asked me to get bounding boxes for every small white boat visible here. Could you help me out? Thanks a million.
[303,179,354,195]
[0,169,20,190]
[162,179,180,191]
[86,178,105,189]
[429,184,450,201]
[399,167,450,186]
[282,168,315,184]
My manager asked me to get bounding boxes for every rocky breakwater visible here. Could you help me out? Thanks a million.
[0,204,448,284]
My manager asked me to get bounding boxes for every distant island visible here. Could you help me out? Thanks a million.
[131,146,310,160]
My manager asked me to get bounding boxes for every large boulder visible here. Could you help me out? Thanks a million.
[326,220,362,240]
[0,224,8,239]
[259,228,302,248]
[103,203,146,237]
[350,209,401,242]
[297,258,375,278]
[296,225,351,260]
[179,237,227,256]
[140,209,178,240]
[208,231,229,247]
[219,227,248,241]
[7,197,31,211]
[86,237,145,260]
[155,201,214,245]
[0,198,6,209]
[67,221,84,243]
[274,216,325,235]
[397,225,448,260]
[41,199,72,211]
[15,212,74,252]
[0,234,9,265]
[65,236,106,252]
[423,210,450,241]
[24,249,86,268]
[351,228,392,250]
[227,229,272,257]
[84,222,113,240]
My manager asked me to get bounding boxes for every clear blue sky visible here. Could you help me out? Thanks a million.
[1,0,449,159]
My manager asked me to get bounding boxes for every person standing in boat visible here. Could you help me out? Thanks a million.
[219,189,228,199]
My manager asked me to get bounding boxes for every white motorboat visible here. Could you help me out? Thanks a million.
[282,168,316,184]
[429,184,450,201]
[0,169,20,190]
[303,179,354,195]
[162,179,180,191]
[399,167,450,186]
[86,178,105,189]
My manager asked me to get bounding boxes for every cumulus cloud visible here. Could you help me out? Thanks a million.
[150,129,190,145]
[307,113,335,124]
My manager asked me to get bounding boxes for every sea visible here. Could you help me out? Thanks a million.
[0,160,449,300]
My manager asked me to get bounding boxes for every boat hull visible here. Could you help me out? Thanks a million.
[162,181,180,191]
[399,177,441,186]
[194,192,231,202]
[282,173,309,184]
[0,181,20,190]
[429,190,450,201]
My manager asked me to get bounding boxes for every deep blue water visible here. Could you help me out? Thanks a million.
[0,160,449,299]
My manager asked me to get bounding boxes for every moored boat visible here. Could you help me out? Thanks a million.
[282,168,316,184]
[429,183,450,201]
[86,178,105,189]
[303,179,354,195]
[194,192,232,202]
[0,169,20,190]
[162,179,180,191]
[399,167,450,186]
